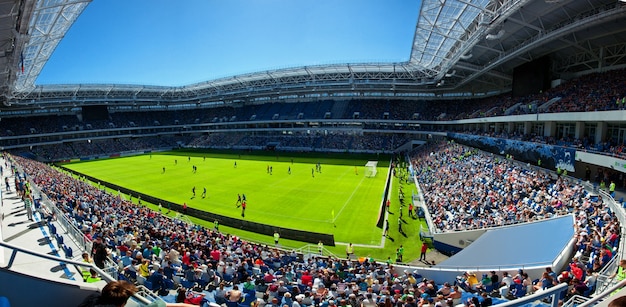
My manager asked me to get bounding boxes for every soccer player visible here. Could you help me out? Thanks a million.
[214,219,219,231]
[242,194,246,202]
[236,194,242,207]
[311,168,315,178]
[288,166,291,175]
[383,220,389,237]
[192,187,196,198]
[234,161,237,168]
[174,159,177,165]
[241,201,246,217]
[162,167,165,174]
[202,187,207,198]
[354,166,358,175]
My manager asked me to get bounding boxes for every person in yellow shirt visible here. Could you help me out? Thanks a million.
[466,272,479,290]
[138,258,151,278]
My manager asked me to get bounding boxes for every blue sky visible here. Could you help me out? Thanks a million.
[36,0,420,87]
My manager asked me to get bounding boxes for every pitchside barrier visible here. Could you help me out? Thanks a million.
[57,165,336,246]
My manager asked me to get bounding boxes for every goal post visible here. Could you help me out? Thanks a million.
[365,161,378,177]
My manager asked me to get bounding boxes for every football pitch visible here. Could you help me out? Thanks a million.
[63,151,392,247]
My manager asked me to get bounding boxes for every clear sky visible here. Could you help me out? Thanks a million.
[36,0,420,87]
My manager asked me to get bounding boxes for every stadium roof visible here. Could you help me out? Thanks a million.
[0,0,625,108]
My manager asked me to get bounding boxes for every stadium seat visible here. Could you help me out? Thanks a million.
[0,296,10,307]
[136,275,146,286]
[509,283,526,298]
[180,280,195,290]
[63,245,73,258]
[163,279,174,290]
[55,234,64,247]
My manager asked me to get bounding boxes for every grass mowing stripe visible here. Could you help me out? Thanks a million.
[63,150,427,262]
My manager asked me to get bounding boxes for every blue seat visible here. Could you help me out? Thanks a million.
[163,279,174,290]
[180,280,195,289]
[510,283,526,298]
[64,245,73,258]
[144,280,154,291]
[56,234,64,247]
[484,284,494,293]
[0,296,10,307]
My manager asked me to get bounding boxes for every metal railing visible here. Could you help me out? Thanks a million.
[0,240,153,305]
[499,282,568,307]
[575,280,626,307]
[294,244,341,259]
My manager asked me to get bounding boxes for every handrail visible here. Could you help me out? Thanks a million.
[0,240,152,305]
[577,279,626,307]
[294,244,341,259]
[498,282,568,307]
[12,163,92,253]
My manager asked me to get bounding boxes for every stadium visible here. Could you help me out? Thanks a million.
[0,0,625,307]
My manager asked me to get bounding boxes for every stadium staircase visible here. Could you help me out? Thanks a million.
[504,103,522,115]
[330,100,350,119]
[537,96,562,112]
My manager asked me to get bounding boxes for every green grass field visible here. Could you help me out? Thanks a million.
[62,150,426,261]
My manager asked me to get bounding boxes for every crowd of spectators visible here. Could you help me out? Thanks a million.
[0,67,623,139]
[411,142,618,233]
[9,138,619,307]
[409,142,620,298]
[456,128,626,162]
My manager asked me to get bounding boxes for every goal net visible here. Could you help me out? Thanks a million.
[365,161,378,177]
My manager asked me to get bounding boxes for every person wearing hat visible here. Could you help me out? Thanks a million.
[281,292,294,307]
[294,294,306,307]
